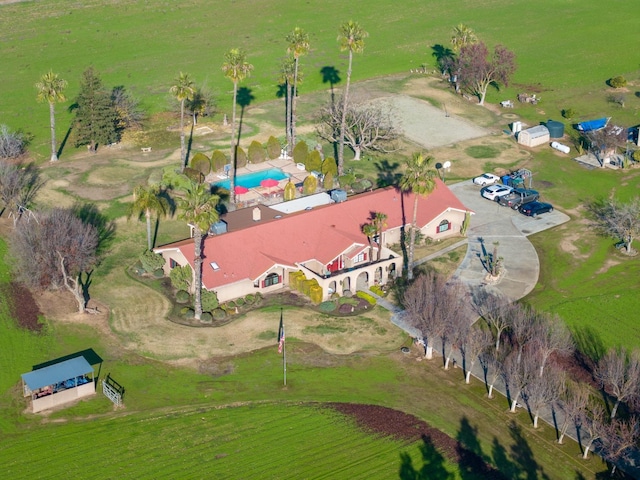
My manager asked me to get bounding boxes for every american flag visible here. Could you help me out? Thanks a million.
[277,311,285,354]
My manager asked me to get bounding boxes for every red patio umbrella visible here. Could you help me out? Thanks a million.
[260,178,279,189]
[234,185,249,195]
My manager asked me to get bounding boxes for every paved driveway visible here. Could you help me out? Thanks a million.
[448,180,570,303]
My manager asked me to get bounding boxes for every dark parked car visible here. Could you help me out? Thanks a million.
[519,201,554,217]
[498,188,539,209]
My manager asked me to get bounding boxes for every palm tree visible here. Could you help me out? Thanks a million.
[450,23,478,53]
[128,184,170,251]
[399,153,437,280]
[222,48,253,204]
[178,182,220,320]
[277,57,296,155]
[286,27,310,153]
[372,212,388,261]
[361,223,377,262]
[170,72,195,172]
[337,20,368,176]
[35,71,67,162]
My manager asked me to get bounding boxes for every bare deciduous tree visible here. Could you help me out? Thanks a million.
[522,365,564,428]
[598,416,639,476]
[11,207,101,312]
[317,99,398,160]
[584,124,627,166]
[502,348,539,413]
[589,196,640,255]
[507,303,538,366]
[579,399,606,459]
[460,326,493,384]
[531,313,574,377]
[479,347,506,399]
[0,160,45,225]
[596,347,640,419]
[471,289,512,351]
[403,271,450,360]
[556,381,590,445]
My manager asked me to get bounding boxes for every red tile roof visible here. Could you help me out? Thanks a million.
[160,180,468,289]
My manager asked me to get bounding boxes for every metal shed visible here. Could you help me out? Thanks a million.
[517,125,550,147]
[21,357,95,413]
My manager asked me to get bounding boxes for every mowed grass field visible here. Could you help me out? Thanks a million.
[1,0,638,158]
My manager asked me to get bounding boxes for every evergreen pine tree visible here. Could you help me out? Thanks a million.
[74,67,117,152]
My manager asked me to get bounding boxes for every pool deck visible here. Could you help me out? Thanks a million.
[217,158,309,209]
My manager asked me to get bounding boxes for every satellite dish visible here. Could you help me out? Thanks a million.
[443,161,451,169]
[435,162,443,170]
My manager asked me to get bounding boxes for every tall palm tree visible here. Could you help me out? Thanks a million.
[337,20,368,176]
[450,23,478,53]
[222,48,253,204]
[277,57,296,155]
[399,153,437,280]
[361,223,377,262]
[286,27,310,153]
[127,184,170,250]
[35,71,67,162]
[178,182,220,320]
[170,72,195,172]
[372,212,388,261]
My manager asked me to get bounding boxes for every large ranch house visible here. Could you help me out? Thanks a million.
[155,180,470,303]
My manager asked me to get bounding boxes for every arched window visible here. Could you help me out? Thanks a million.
[437,219,451,234]
[263,273,281,287]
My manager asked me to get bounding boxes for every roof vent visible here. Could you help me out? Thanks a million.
[330,189,347,203]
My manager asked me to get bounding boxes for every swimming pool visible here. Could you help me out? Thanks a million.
[213,168,289,190]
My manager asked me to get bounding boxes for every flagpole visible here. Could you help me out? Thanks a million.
[283,322,287,386]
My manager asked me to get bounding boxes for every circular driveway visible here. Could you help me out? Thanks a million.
[448,180,571,303]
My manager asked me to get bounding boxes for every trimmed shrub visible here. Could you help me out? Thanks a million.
[132,261,145,276]
[201,289,219,311]
[633,150,640,162]
[183,167,204,183]
[180,306,191,315]
[170,264,192,291]
[191,152,211,176]
[139,250,165,273]
[323,171,334,190]
[293,140,309,165]
[303,175,317,195]
[200,312,213,323]
[244,294,255,304]
[321,157,338,176]
[183,308,195,319]
[609,76,627,88]
[338,173,356,188]
[248,140,266,164]
[561,108,576,120]
[211,149,228,171]
[306,149,322,172]
[266,135,281,159]
[176,290,190,303]
[236,146,248,168]
[235,297,245,306]
[284,180,296,201]
[289,271,306,291]
[319,301,337,312]
[309,283,323,304]
[338,296,358,305]
[352,178,372,193]
[212,308,227,320]
[226,300,237,309]
[370,285,385,296]
[356,290,377,305]
[153,268,164,278]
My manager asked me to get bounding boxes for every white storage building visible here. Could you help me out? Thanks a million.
[517,125,550,147]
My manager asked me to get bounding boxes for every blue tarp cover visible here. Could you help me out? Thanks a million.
[21,357,92,390]
[577,117,609,132]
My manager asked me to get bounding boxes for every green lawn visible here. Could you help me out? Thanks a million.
[2,0,638,159]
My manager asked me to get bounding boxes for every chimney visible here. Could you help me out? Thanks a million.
[252,207,261,222]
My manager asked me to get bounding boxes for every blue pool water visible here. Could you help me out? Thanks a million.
[213,168,289,190]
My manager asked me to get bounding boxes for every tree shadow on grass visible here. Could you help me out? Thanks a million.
[399,435,453,480]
